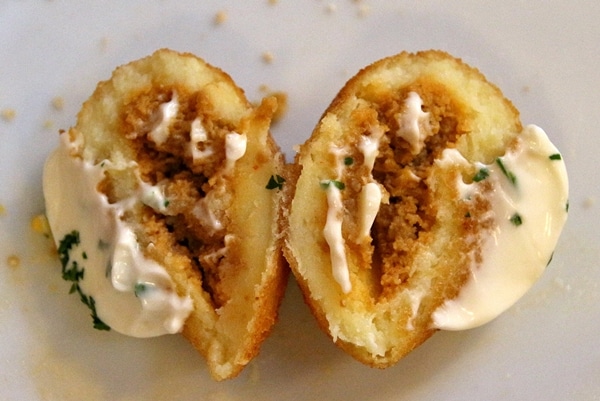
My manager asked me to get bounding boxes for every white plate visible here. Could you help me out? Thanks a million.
[1,1,599,400]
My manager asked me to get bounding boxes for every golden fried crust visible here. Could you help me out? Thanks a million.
[75,49,288,380]
[283,50,521,367]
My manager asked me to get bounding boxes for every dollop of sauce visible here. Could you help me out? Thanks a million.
[395,91,431,155]
[358,182,382,240]
[323,182,352,294]
[225,132,247,170]
[148,92,179,145]
[43,132,193,338]
[431,125,569,330]
[188,117,214,161]
[138,179,168,212]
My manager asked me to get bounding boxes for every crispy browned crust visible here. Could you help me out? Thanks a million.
[283,50,522,367]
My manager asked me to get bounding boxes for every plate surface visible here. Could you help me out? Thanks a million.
[1,1,599,400]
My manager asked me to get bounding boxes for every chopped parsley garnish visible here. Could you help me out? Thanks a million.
[566,200,570,213]
[163,199,170,208]
[266,174,286,190]
[465,211,471,218]
[134,282,157,298]
[57,231,110,331]
[81,293,110,331]
[58,230,80,270]
[496,157,517,186]
[549,153,562,161]
[134,283,148,298]
[320,180,345,190]
[344,157,354,166]
[510,213,523,226]
[473,168,490,182]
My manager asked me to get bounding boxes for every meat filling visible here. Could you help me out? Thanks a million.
[341,83,469,300]
[100,87,239,308]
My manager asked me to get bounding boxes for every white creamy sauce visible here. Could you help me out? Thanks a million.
[358,125,385,171]
[322,145,353,293]
[43,132,193,338]
[396,91,431,155]
[323,183,352,294]
[137,179,168,212]
[357,126,385,240]
[148,92,179,146]
[188,117,214,161]
[225,132,247,170]
[358,182,382,240]
[431,125,569,330]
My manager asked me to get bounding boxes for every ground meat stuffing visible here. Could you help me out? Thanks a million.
[341,83,469,299]
[102,86,239,308]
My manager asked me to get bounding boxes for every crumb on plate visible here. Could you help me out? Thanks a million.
[6,254,20,268]
[582,197,596,209]
[51,96,65,111]
[357,4,371,17]
[261,51,275,64]
[0,204,5,216]
[1,108,16,122]
[214,10,228,25]
[99,37,110,52]
[43,120,55,130]
[31,214,51,237]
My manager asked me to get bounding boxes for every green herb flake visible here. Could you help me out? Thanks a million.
[134,283,147,298]
[566,200,570,213]
[496,157,517,186]
[266,174,286,190]
[87,296,110,331]
[321,180,345,190]
[134,282,157,299]
[510,213,523,226]
[344,157,354,166]
[332,180,345,190]
[472,168,490,182]
[549,153,562,161]
[57,231,111,332]
[58,231,80,270]
[163,199,170,208]
[465,211,471,218]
